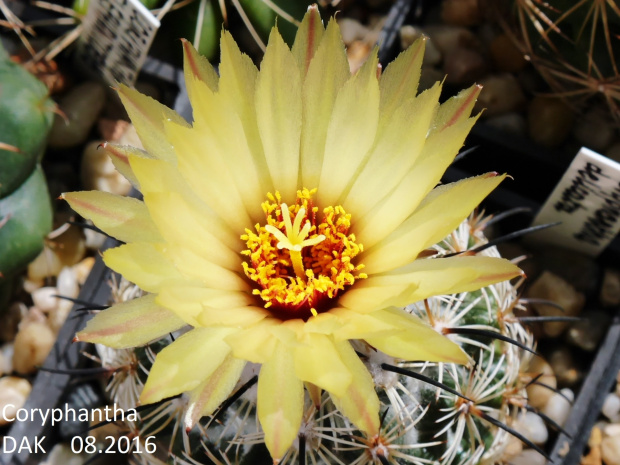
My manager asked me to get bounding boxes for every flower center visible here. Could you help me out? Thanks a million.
[241,188,366,321]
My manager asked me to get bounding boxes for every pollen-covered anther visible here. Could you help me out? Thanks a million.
[242,189,366,320]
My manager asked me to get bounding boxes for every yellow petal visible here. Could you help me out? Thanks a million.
[184,354,245,429]
[103,242,182,293]
[103,143,153,190]
[362,173,505,274]
[340,256,522,312]
[293,333,351,397]
[186,80,270,219]
[196,306,269,327]
[317,50,380,207]
[140,327,236,404]
[218,31,266,182]
[164,119,253,233]
[76,294,185,348]
[156,284,255,326]
[291,5,324,75]
[365,308,468,364]
[182,38,218,100]
[430,84,482,134]
[379,37,425,123]
[61,191,161,243]
[258,342,304,461]
[255,27,302,202]
[330,340,379,435]
[300,18,350,189]
[343,83,441,218]
[225,318,279,363]
[355,114,478,249]
[128,156,238,251]
[143,191,241,270]
[163,244,250,292]
[117,84,188,164]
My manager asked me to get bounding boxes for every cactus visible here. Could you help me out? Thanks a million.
[502,0,620,124]
[87,214,539,465]
[0,42,54,283]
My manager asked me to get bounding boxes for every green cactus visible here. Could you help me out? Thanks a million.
[0,43,54,282]
[506,0,620,123]
[90,214,540,465]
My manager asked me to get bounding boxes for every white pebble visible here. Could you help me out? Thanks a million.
[602,436,620,465]
[57,267,79,299]
[508,448,548,465]
[31,286,59,313]
[515,411,548,445]
[41,443,87,465]
[602,393,620,422]
[12,322,56,375]
[81,141,132,196]
[605,423,620,437]
[542,388,574,427]
[0,376,32,426]
[0,343,14,374]
[84,227,107,250]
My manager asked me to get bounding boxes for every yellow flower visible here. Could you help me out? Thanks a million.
[63,7,521,461]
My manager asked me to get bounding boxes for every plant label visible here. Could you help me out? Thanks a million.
[532,147,620,256]
[74,0,160,86]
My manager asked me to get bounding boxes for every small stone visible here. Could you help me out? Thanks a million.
[28,246,63,281]
[31,286,59,313]
[12,321,56,375]
[566,310,611,351]
[484,112,527,136]
[605,423,620,437]
[574,107,616,152]
[532,245,599,293]
[601,268,620,307]
[441,0,482,27]
[526,356,557,409]
[98,118,130,142]
[0,343,14,374]
[57,267,79,300]
[527,271,585,337]
[542,388,574,427]
[48,82,106,149]
[41,443,87,465]
[514,411,548,445]
[338,18,369,45]
[475,74,526,116]
[81,141,132,196]
[74,257,96,286]
[602,436,620,465]
[548,346,582,386]
[508,448,548,465]
[423,25,480,56]
[346,41,372,73]
[602,393,620,422]
[49,223,87,270]
[528,96,574,148]
[0,376,32,426]
[490,34,528,73]
[443,47,487,85]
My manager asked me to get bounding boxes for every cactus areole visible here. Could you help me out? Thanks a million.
[63,6,522,461]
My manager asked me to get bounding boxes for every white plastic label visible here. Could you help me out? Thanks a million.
[75,0,160,86]
[532,147,620,256]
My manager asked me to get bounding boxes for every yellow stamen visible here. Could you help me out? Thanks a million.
[265,204,326,279]
[241,189,366,320]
